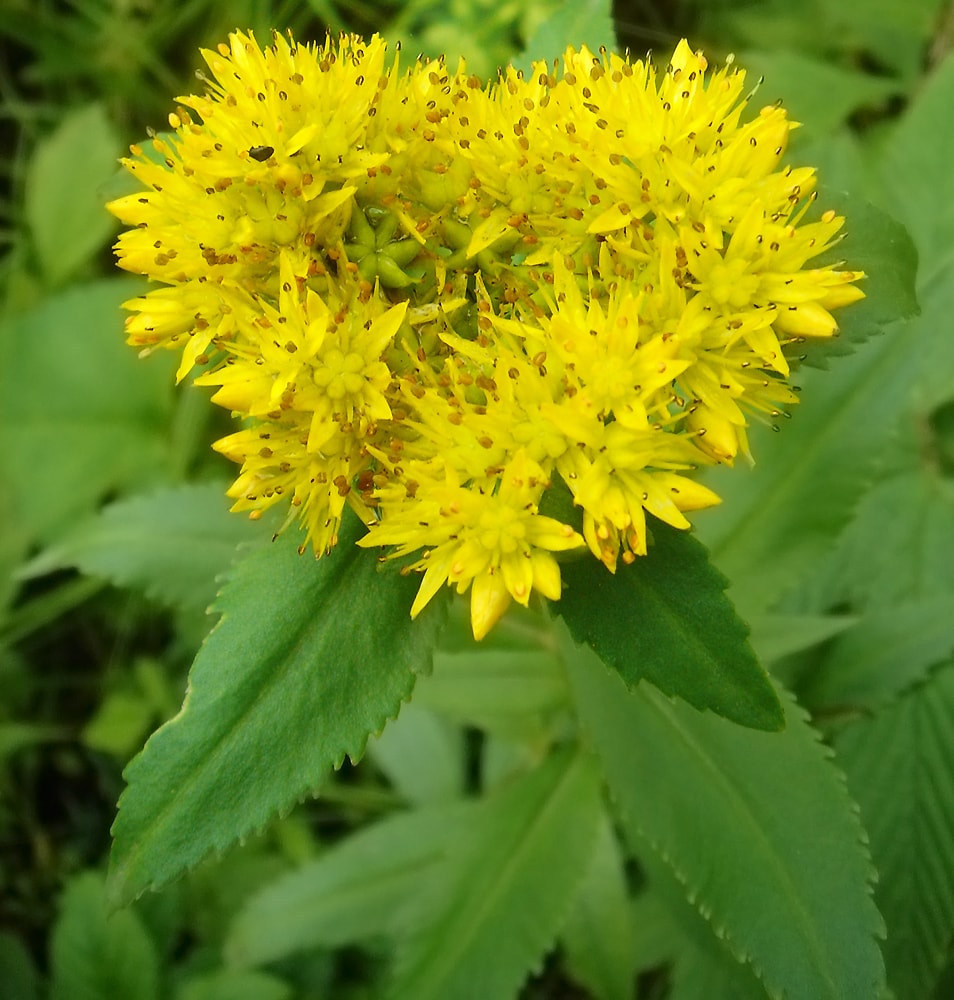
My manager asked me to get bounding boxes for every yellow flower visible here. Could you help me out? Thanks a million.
[359,450,583,638]
[109,29,867,636]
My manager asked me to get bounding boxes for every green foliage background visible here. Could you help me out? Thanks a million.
[1,1,952,998]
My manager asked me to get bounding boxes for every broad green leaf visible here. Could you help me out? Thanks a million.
[801,596,954,712]
[696,313,924,616]
[49,872,159,1000]
[561,811,637,1000]
[739,50,899,136]
[0,279,174,542]
[563,633,886,1000]
[108,515,448,904]
[226,801,475,966]
[514,0,615,75]
[25,103,122,285]
[176,969,292,1000]
[387,747,603,1000]
[21,483,260,614]
[557,519,783,732]
[367,703,464,804]
[835,661,954,1000]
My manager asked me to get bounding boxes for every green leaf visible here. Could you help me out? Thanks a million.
[0,279,174,542]
[0,722,63,758]
[415,645,568,737]
[176,969,292,1000]
[108,515,448,904]
[835,661,954,1000]
[514,0,616,75]
[747,613,858,665]
[82,691,156,758]
[695,313,926,615]
[563,633,886,1000]
[367,703,464,804]
[801,596,954,712]
[739,50,899,137]
[638,853,770,1000]
[21,482,261,614]
[25,103,122,285]
[814,464,954,613]
[387,747,603,1000]
[556,519,783,732]
[880,53,954,276]
[798,189,919,367]
[560,811,637,1000]
[226,801,475,966]
[49,872,159,1000]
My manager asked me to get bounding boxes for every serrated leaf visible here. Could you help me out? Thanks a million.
[560,811,637,1000]
[387,747,603,1000]
[556,519,783,732]
[25,103,121,284]
[21,482,260,614]
[806,468,954,613]
[0,279,174,542]
[802,596,954,712]
[108,515,448,904]
[638,852,770,1000]
[226,800,475,966]
[562,631,886,1000]
[835,660,954,1000]
[49,872,159,1000]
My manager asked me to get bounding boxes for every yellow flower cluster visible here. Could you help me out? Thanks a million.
[109,30,864,638]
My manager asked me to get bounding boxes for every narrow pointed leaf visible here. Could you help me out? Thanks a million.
[226,801,475,966]
[562,632,886,1000]
[835,661,954,1000]
[108,516,447,904]
[557,519,783,731]
[387,748,603,1000]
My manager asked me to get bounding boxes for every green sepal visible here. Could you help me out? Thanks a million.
[556,517,784,732]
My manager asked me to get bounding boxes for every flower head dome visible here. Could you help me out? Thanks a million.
[109,30,865,638]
